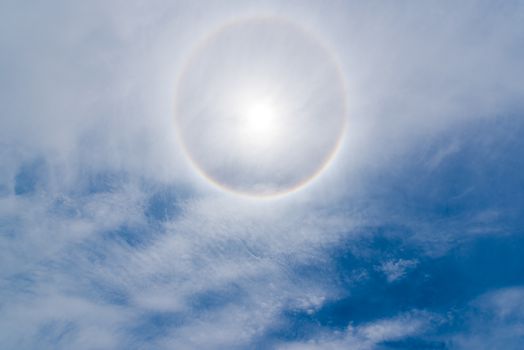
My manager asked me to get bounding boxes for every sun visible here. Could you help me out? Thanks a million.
[235,96,282,148]
[243,100,277,137]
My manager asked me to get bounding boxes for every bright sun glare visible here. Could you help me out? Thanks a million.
[238,98,280,145]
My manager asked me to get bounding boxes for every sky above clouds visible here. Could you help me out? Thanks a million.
[1,1,524,349]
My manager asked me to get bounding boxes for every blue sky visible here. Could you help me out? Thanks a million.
[1,1,524,349]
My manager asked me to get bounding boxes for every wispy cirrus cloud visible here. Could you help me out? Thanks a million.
[1,1,524,349]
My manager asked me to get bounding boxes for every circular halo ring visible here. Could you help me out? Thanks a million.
[173,16,348,199]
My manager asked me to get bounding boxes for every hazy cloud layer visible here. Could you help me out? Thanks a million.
[1,1,524,349]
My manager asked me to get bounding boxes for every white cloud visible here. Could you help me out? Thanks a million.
[279,310,437,350]
[1,1,524,348]
[451,287,524,350]
[379,259,418,283]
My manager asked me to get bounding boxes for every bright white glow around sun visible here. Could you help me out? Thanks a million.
[175,17,347,197]
[236,96,282,147]
[243,100,277,137]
